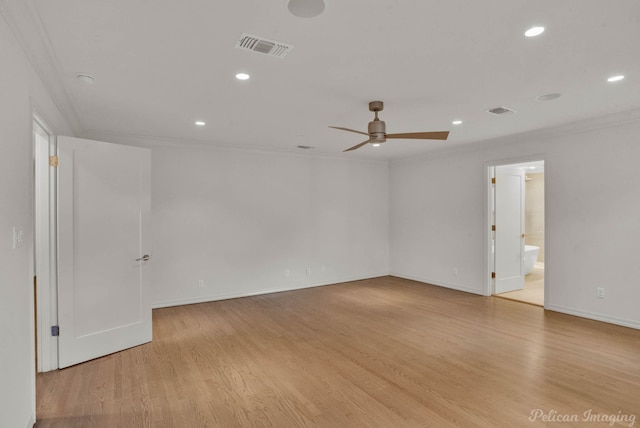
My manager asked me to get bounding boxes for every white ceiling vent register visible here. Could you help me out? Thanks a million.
[235,33,293,59]
[487,106,516,115]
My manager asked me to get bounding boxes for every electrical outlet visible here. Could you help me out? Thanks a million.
[596,287,605,299]
[453,267,458,276]
[285,269,290,278]
[198,280,205,288]
[306,267,310,277]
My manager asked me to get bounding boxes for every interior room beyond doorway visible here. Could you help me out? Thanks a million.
[493,161,545,307]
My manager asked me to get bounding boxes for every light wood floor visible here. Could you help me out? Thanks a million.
[495,262,544,306]
[36,276,640,427]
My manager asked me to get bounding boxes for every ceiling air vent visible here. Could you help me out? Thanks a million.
[235,33,293,59]
[297,145,314,149]
[487,106,516,115]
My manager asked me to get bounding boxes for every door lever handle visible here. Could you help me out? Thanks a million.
[136,254,151,262]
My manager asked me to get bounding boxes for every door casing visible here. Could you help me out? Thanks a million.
[33,116,58,372]
[485,156,547,307]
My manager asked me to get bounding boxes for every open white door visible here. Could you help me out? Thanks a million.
[57,136,151,368]
[494,166,525,294]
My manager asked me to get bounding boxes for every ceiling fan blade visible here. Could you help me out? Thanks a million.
[329,126,369,136]
[386,131,449,140]
[343,140,371,152]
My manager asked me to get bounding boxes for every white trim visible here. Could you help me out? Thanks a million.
[0,0,82,134]
[24,413,35,428]
[90,105,640,163]
[152,273,390,309]
[33,117,58,372]
[391,107,640,165]
[546,305,640,330]
[49,134,59,368]
[484,165,495,296]
[82,130,390,164]
[542,164,549,309]
[388,273,485,296]
[34,122,50,371]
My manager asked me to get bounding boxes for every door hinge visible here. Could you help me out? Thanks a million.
[49,155,59,167]
[491,225,496,231]
[491,272,496,279]
[491,177,496,184]
[51,325,59,337]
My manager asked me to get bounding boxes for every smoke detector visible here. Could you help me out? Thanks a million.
[235,33,293,59]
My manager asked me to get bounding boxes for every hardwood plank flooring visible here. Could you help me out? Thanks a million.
[36,276,640,427]
[495,263,544,306]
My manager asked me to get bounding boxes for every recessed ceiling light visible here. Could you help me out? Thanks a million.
[372,143,381,147]
[235,73,250,80]
[607,75,625,82]
[288,0,325,18]
[529,166,536,170]
[452,120,462,125]
[535,93,562,102]
[524,26,545,37]
[195,121,206,126]
[76,73,95,84]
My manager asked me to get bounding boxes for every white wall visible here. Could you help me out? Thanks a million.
[0,12,72,428]
[390,113,640,329]
[390,148,487,295]
[151,147,389,307]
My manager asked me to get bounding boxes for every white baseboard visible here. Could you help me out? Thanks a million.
[545,304,640,330]
[25,413,35,428]
[152,273,390,309]
[389,272,485,296]
[390,274,639,330]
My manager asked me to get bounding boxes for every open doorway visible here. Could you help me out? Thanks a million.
[489,160,545,307]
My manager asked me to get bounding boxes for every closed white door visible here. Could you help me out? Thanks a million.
[494,166,525,294]
[57,136,151,368]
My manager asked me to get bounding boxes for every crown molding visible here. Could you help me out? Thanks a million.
[391,107,640,165]
[84,106,640,165]
[0,0,82,134]
[80,130,390,164]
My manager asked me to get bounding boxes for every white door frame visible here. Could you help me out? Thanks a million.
[33,114,58,371]
[484,155,548,307]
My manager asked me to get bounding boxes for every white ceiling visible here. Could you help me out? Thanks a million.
[4,0,640,159]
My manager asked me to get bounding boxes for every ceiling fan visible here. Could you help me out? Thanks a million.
[329,101,449,152]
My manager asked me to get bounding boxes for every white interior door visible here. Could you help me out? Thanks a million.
[494,166,525,294]
[57,136,151,368]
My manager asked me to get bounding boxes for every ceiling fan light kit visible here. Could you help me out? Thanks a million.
[329,101,450,152]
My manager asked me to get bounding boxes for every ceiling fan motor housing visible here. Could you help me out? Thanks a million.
[368,119,386,142]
